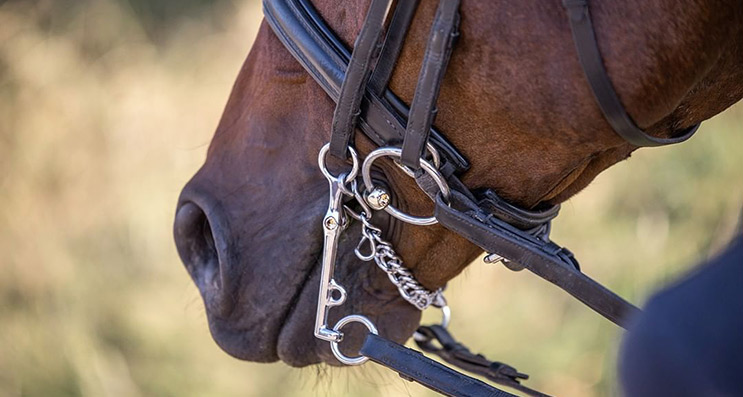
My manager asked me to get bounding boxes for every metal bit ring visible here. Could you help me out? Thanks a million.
[330,315,379,365]
[362,147,450,226]
[318,143,359,184]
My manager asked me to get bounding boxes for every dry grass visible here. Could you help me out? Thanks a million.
[1,0,741,396]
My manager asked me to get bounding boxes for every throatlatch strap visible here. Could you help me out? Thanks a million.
[360,334,518,397]
[329,0,392,158]
[400,0,460,169]
[562,0,699,147]
[368,0,420,96]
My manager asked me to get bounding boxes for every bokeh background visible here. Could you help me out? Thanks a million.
[1,0,741,396]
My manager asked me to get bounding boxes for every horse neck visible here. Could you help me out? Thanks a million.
[586,0,743,131]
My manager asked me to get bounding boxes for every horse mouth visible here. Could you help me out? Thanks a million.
[174,184,334,364]
[174,174,421,366]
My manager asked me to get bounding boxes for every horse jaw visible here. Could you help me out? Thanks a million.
[174,22,430,364]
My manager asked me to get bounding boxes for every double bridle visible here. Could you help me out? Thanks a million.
[263,0,700,395]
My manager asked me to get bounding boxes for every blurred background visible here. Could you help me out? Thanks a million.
[0,0,741,396]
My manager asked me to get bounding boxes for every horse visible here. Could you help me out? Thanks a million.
[173,0,743,393]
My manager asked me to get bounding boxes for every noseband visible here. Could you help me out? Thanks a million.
[263,0,699,395]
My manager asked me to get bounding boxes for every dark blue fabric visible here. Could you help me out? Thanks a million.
[619,236,743,396]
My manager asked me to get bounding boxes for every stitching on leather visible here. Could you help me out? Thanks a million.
[439,200,619,320]
[284,0,403,146]
[365,94,403,141]
[332,1,388,146]
[274,0,469,171]
[370,98,401,134]
[404,3,457,160]
[359,119,386,144]
[279,1,441,151]
[438,199,541,264]
[284,2,343,97]
[368,337,490,397]
[267,9,336,97]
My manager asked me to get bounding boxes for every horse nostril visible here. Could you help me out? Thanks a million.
[174,202,221,291]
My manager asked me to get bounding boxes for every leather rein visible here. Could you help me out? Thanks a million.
[262,0,699,395]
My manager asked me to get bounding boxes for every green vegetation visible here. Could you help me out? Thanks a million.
[1,0,741,396]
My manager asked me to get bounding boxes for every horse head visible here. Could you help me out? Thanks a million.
[173,0,742,367]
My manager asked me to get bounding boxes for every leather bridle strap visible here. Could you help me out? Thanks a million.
[368,0,419,96]
[414,325,550,397]
[329,0,391,158]
[264,0,470,171]
[435,191,640,328]
[264,0,643,393]
[264,0,639,329]
[360,333,520,397]
[562,0,700,147]
[400,0,460,169]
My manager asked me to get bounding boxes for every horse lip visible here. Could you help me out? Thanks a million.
[274,257,323,365]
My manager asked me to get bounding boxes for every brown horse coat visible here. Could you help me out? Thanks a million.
[174,0,743,365]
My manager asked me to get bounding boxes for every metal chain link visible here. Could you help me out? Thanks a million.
[345,181,443,311]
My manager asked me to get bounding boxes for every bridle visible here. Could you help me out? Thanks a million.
[262,0,700,395]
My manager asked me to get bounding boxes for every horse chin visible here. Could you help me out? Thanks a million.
[275,223,423,367]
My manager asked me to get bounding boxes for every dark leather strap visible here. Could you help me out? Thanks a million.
[265,0,637,327]
[415,325,550,397]
[264,1,654,393]
[401,0,460,169]
[329,0,391,158]
[368,0,420,96]
[435,190,640,328]
[475,189,560,231]
[562,0,700,147]
[263,0,470,171]
[361,333,518,397]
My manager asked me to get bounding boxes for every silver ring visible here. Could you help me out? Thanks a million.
[362,147,450,226]
[440,305,451,329]
[432,294,451,329]
[318,143,359,183]
[393,142,441,178]
[412,302,451,342]
[330,315,378,366]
